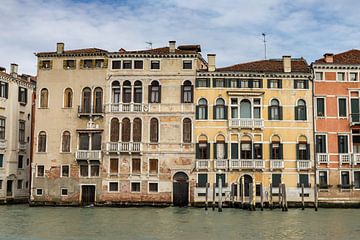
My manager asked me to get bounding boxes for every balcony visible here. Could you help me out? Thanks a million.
[297,160,311,170]
[350,114,360,126]
[0,140,6,149]
[75,150,102,161]
[229,159,264,170]
[214,159,228,170]
[270,159,284,170]
[106,142,142,153]
[78,106,104,117]
[353,153,360,165]
[18,142,27,151]
[317,153,329,164]
[196,159,210,170]
[229,118,264,129]
[339,153,351,165]
[107,103,148,113]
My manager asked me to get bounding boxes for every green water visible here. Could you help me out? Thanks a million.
[0,205,359,240]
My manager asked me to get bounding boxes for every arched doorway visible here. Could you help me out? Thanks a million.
[240,174,253,197]
[173,172,189,207]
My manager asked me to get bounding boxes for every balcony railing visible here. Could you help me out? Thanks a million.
[350,114,360,126]
[107,103,147,113]
[0,140,6,149]
[229,118,264,129]
[214,159,228,170]
[229,159,264,170]
[317,153,329,164]
[76,150,102,160]
[196,159,210,170]
[106,142,142,153]
[353,153,360,165]
[339,153,351,165]
[78,106,104,117]
[270,159,284,169]
[297,160,311,170]
[18,142,27,150]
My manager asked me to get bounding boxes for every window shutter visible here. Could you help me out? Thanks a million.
[148,85,152,103]
[212,79,216,88]
[231,143,238,159]
[196,143,200,159]
[195,79,199,87]
[259,79,263,88]
[268,106,272,120]
[80,60,84,69]
[224,106,228,119]
[259,143,263,159]
[248,80,253,88]
[345,136,348,153]
[237,79,241,88]
[305,80,309,89]
[18,87,21,102]
[4,82,8,99]
[280,143,283,159]
[279,106,283,120]
[206,143,210,159]
[49,60,53,69]
[295,106,299,120]
[63,60,67,69]
[224,143,228,159]
[303,106,307,120]
[103,59,108,68]
[205,106,208,120]
[294,80,297,89]
[158,85,161,103]
[306,144,310,160]
[213,106,217,120]
[24,88,27,104]
[269,143,273,159]
[296,144,299,160]
[180,85,184,103]
[279,80,282,88]
[213,143,217,159]
[267,80,271,88]
[206,78,210,87]
[196,106,199,119]
[190,85,194,103]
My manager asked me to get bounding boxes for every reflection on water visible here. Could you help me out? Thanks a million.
[0,205,359,240]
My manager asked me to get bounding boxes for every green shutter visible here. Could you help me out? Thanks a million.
[206,79,210,87]
[231,143,238,159]
[279,106,283,120]
[195,79,199,87]
[296,144,299,160]
[224,106,228,119]
[280,143,283,160]
[180,85,184,103]
[213,143,217,159]
[205,106,208,120]
[206,143,210,159]
[4,82,8,99]
[248,80,253,88]
[224,143,228,159]
[306,144,310,160]
[158,85,161,103]
[279,80,282,88]
[196,143,200,159]
[268,106,272,120]
[259,79,263,88]
[213,106,217,120]
[305,80,309,89]
[195,106,200,119]
[295,106,299,120]
[269,143,273,159]
[294,80,297,89]
[213,79,216,88]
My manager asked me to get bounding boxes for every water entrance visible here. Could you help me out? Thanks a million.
[81,185,95,205]
[173,172,189,206]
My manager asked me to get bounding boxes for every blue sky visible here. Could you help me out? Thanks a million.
[1,0,360,75]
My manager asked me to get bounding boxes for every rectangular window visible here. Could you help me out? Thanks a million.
[17,180,23,189]
[338,135,348,153]
[61,188,68,196]
[240,80,249,88]
[215,79,225,87]
[91,133,102,150]
[354,171,360,189]
[315,72,323,80]
[64,60,76,69]
[350,72,358,81]
[230,79,238,88]
[18,155,23,169]
[80,164,88,177]
[298,143,309,160]
[149,159,158,175]
[196,79,209,87]
[272,174,281,188]
[268,79,281,88]
[253,80,261,88]
[149,183,158,192]
[95,59,104,68]
[197,174,208,188]
[36,189,43,196]
[110,158,119,174]
[83,59,93,68]
[123,60,132,69]
[18,87,27,104]
[134,60,143,69]
[0,180,2,189]
[109,182,119,192]
[337,72,345,81]
[183,60,192,69]
[150,60,160,69]
[39,60,51,69]
[112,60,121,69]
[37,165,44,177]
[241,142,252,159]
[338,98,347,117]
[0,81,9,99]
[19,120,25,143]
[0,154,3,167]
[216,173,226,187]
[270,143,282,160]
[294,80,308,89]
[61,165,69,177]
[341,171,350,189]
[319,171,328,188]
[299,174,309,187]
[90,164,99,177]
[0,118,5,139]
[79,133,89,150]
[316,98,325,117]
[231,143,238,159]
[131,182,140,192]
[253,143,262,159]
[132,158,141,174]
[315,135,326,153]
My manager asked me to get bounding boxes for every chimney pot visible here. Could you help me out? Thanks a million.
[10,63,18,78]
[207,54,216,72]
[57,42,64,54]
[324,53,334,63]
[282,56,291,73]
[169,41,176,53]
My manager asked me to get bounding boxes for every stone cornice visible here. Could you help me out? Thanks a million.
[312,64,360,70]
[108,53,199,59]
[0,73,35,89]
[196,71,312,79]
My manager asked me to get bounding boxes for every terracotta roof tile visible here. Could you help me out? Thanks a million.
[121,46,199,55]
[36,48,108,56]
[314,49,360,65]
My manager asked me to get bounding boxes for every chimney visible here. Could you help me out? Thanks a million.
[169,41,176,53]
[10,63,18,78]
[282,56,291,73]
[324,53,334,63]
[207,54,216,72]
[57,42,64,54]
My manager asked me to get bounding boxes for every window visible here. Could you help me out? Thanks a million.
[181,80,193,103]
[133,118,142,142]
[132,158,141,174]
[19,120,25,143]
[123,60,132,69]
[240,80,249,88]
[80,164,88,177]
[272,174,281,188]
[337,72,345,81]
[92,133,101,151]
[338,135,348,153]
[232,142,239,160]
[214,98,226,120]
[341,171,350,189]
[78,133,101,150]
[0,180,2,189]
[197,174,208,187]
[112,81,120,104]
[134,81,142,103]
[240,141,252,159]
[61,188,68,196]
[216,173,226,188]
[90,164,99,177]
[110,158,119,174]
[253,98,261,118]
[134,60,143,69]
[230,79,238,88]
[36,189,43,196]
[150,118,159,143]
[81,88,91,113]
[0,81,8,99]
[109,182,119,192]
[83,59,93,68]
[131,182,141,192]
[0,118,4,139]
[338,98,347,117]
[121,118,130,142]
[64,88,73,108]
[61,165,69,177]
[315,135,327,153]
[215,140,226,159]
[316,98,325,117]
[350,72,358,81]
[112,60,121,69]
[253,143,263,159]
[93,87,103,113]
[79,133,89,150]
[269,99,281,120]
[196,78,209,87]
[38,131,47,152]
[354,171,360,189]
[39,60,51,69]
[268,79,281,89]
[315,72,323,80]
[196,140,209,159]
[18,87,27,104]
[294,80,308,89]
[299,174,309,187]
[183,118,192,143]
[150,60,160,70]
[95,59,104,68]
[270,141,283,160]
[0,154,3,168]
[297,142,309,160]
[214,79,225,87]
[110,118,120,142]
[295,100,307,120]
[62,131,71,152]
[149,81,161,103]
[18,155,23,169]
[64,60,76,69]
[183,60,192,69]
[253,79,262,88]
[240,99,252,119]
[196,98,208,120]
[149,159,158,175]
[17,180,23,189]
[39,88,48,108]
[37,165,44,177]
[319,171,328,188]
[149,183,158,192]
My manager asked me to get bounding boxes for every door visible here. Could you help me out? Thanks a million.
[240,175,253,197]
[6,180,13,197]
[81,185,95,205]
[173,172,189,207]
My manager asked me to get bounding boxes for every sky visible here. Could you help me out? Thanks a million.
[1,0,360,75]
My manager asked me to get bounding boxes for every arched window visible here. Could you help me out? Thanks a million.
[64,88,73,108]
[110,118,119,142]
[240,99,251,118]
[149,81,161,103]
[183,118,192,143]
[150,118,159,142]
[196,135,209,159]
[122,81,131,103]
[82,87,91,113]
[270,135,283,160]
[181,80,193,103]
[214,135,227,159]
[297,135,309,160]
[112,81,120,104]
[295,100,307,120]
[134,81,142,103]
[133,118,142,142]
[62,131,71,152]
[93,87,103,113]
[38,131,47,152]
[40,88,48,108]
[121,118,131,142]
[196,98,208,120]
[269,99,281,120]
[214,98,226,119]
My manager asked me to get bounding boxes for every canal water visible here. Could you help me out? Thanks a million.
[0,205,359,240]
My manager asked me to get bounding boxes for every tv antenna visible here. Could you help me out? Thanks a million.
[146,41,153,49]
[262,33,267,60]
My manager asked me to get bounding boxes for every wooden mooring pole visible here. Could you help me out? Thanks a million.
[283,184,288,211]
[241,177,245,209]
[205,183,209,211]
[301,183,305,210]
[269,183,273,210]
[212,183,216,211]
[252,182,256,211]
[231,183,235,207]
[279,183,282,210]
[218,177,223,212]
[260,183,264,211]
[314,184,318,211]
[249,182,253,211]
